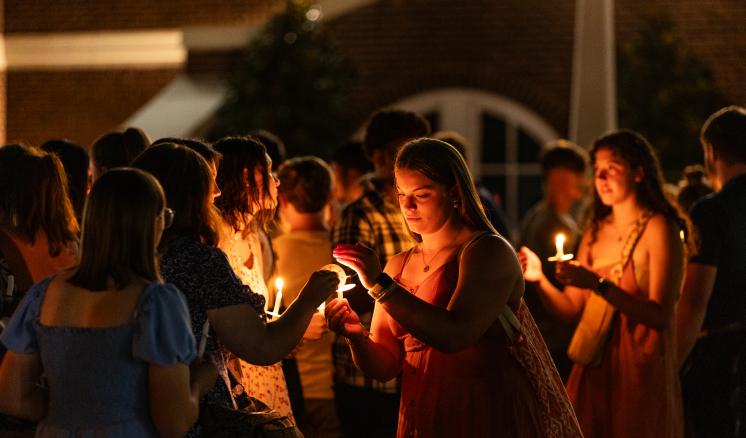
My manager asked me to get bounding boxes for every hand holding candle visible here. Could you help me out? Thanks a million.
[320,264,355,300]
[548,233,574,262]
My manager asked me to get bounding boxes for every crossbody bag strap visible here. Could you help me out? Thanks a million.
[609,211,654,284]
[199,320,241,410]
[457,232,525,341]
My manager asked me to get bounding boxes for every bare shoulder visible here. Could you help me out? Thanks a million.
[642,213,684,255]
[645,213,680,239]
[463,233,516,262]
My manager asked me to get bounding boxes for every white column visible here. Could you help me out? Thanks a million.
[569,0,617,147]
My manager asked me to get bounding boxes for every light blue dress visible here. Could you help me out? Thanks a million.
[0,276,196,437]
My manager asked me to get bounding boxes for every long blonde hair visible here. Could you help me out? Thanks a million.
[395,138,496,241]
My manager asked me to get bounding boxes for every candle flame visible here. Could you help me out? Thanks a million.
[556,233,566,246]
[275,277,284,291]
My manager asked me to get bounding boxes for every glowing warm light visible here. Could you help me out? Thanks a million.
[555,234,566,258]
[269,277,284,318]
[306,8,322,21]
[320,263,351,300]
[548,233,574,261]
[337,283,356,300]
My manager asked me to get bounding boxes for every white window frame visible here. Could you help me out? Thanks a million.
[384,87,560,232]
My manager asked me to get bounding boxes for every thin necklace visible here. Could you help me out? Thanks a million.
[419,243,451,273]
[610,216,640,242]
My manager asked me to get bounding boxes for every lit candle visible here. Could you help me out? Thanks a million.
[555,233,565,258]
[320,263,353,301]
[548,233,574,261]
[271,277,284,317]
[337,283,356,300]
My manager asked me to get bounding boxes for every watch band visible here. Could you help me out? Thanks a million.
[374,272,394,289]
[368,272,397,302]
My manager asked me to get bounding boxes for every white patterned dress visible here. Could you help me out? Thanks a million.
[218,221,295,423]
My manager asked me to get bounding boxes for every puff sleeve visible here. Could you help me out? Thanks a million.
[133,283,197,366]
[0,276,52,354]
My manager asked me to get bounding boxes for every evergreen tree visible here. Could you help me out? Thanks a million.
[617,16,727,180]
[209,0,357,159]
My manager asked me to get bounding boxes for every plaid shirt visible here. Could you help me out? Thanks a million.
[332,178,415,394]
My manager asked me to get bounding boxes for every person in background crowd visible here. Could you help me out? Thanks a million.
[212,136,297,421]
[150,137,222,196]
[90,127,150,181]
[275,156,341,438]
[40,139,90,223]
[332,108,429,438]
[676,164,714,214]
[677,106,746,438]
[0,144,78,306]
[249,130,287,282]
[518,140,588,379]
[133,143,337,436]
[0,144,80,433]
[328,141,374,228]
[327,138,582,437]
[433,130,512,240]
[520,130,688,438]
[250,129,287,169]
[0,168,217,437]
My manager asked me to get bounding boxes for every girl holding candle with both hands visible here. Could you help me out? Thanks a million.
[326,138,582,438]
[519,130,690,438]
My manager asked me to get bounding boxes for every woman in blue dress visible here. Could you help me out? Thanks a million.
[0,168,217,437]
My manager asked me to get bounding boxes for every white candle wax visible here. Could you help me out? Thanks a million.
[336,283,355,300]
[555,233,566,258]
[271,277,284,317]
[548,233,574,261]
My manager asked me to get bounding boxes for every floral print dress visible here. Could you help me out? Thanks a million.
[218,222,295,423]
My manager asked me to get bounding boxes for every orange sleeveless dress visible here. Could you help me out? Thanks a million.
[565,260,683,438]
[384,238,582,438]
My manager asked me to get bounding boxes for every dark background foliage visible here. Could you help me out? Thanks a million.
[617,15,727,181]
[208,0,357,159]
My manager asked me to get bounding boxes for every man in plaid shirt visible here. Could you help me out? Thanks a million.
[332,109,430,438]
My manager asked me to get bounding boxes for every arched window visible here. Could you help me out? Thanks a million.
[387,87,560,236]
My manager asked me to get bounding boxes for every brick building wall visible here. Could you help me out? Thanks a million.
[6,69,179,146]
[323,0,746,136]
[1,0,284,146]
[1,0,745,147]
[3,0,283,32]
[616,0,746,106]
[325,0,576,135]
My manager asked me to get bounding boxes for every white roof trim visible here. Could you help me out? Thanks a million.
[124,75,228,140]
[0,38,7,70]
[4,30,186,70]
